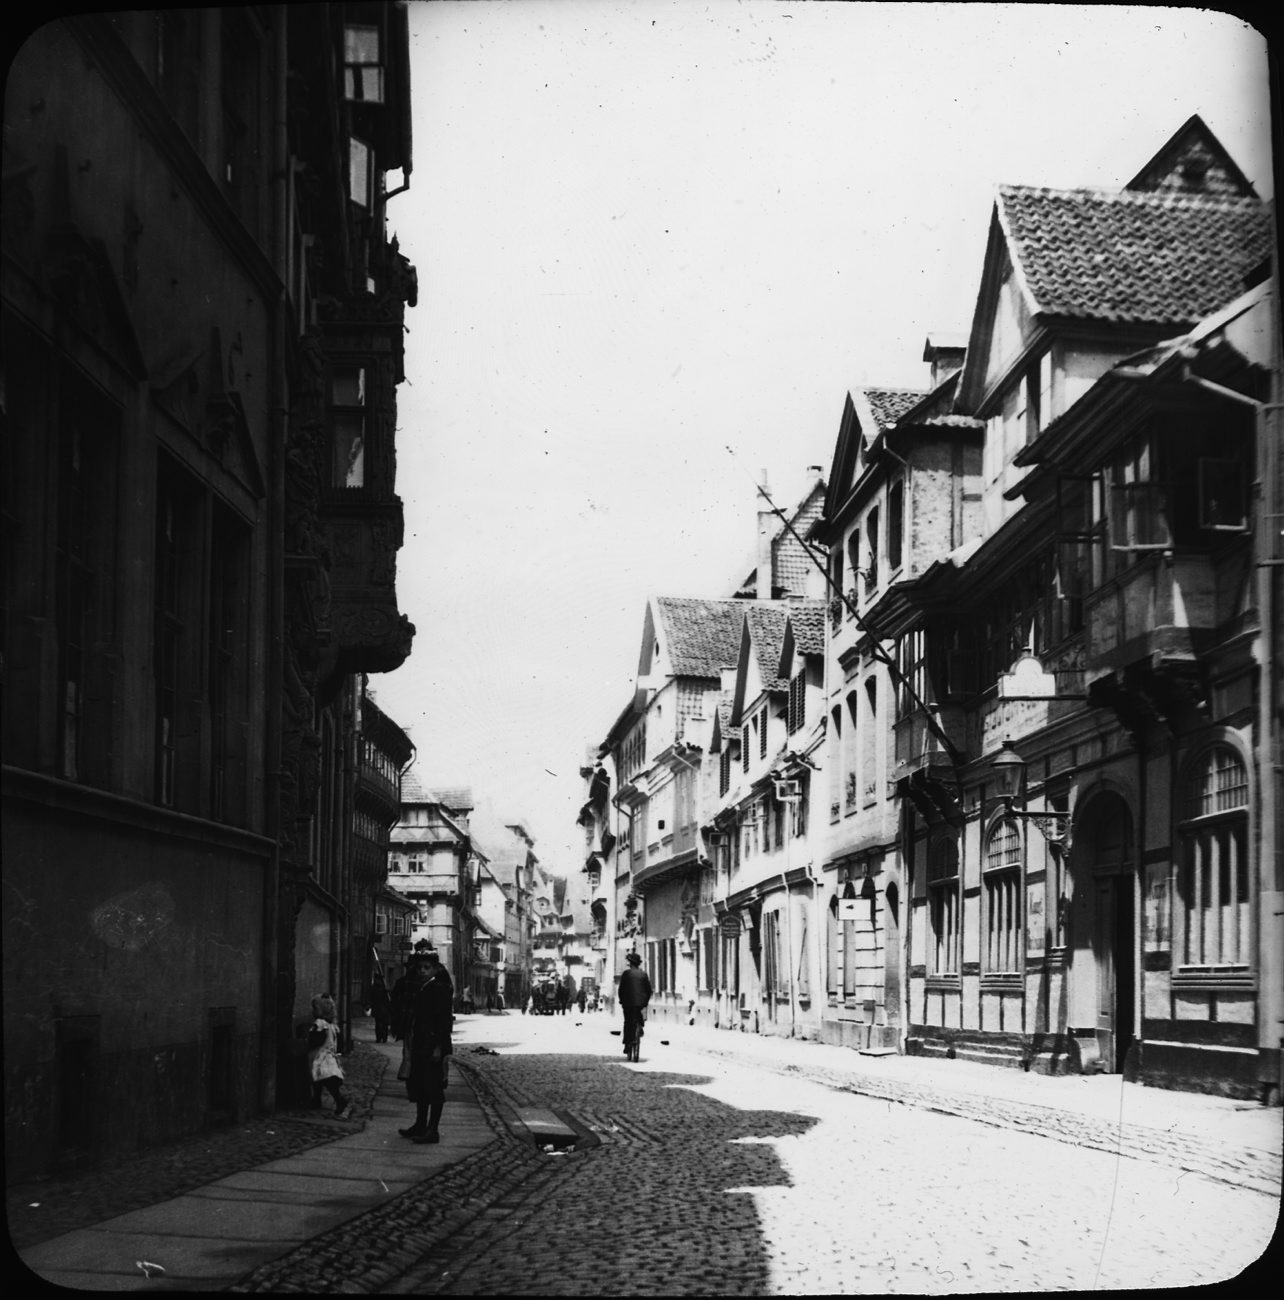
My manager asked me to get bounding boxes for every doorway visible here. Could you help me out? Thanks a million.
[1093,873,1135,1072]
[1078,792,1136,1074]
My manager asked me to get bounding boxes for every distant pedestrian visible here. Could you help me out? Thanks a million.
[307,994,349,1118]
[461,986,476,1014]
[618,953,652,1056]
[400,951,454,1144]
[577,987,587,1014]
[555,982,568,1015]
[369,973,392,1043]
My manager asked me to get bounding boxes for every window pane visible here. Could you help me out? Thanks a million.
[349,138,371,207]
[344,25,380,64]
[332,367,366,407]
[888,482,904,572]
[333,415,364,488]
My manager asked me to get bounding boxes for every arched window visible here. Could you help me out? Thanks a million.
[1179,747,1250,970]
[844,690,860,813]
[928,837,960,976]
[984,819,1023,974]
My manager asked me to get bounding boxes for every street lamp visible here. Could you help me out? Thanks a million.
[990,741,1072,853]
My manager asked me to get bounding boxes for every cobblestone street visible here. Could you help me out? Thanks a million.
[229,1012,1280,1295]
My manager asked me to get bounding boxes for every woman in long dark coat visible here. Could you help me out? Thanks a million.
[400,951,453,1144]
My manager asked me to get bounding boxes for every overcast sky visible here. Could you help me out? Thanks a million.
[369,0,1274,872]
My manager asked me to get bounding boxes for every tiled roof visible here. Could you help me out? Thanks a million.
[400,775,474,810]
[998,184,1272,325]
[731,478,827,598]
[771,488,827,596]
[425,786,474,811]
[863,388,927,431]
[656,597,754,677]
[745,604,789,691]
[785,603,827,657]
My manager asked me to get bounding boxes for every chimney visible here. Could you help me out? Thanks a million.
[923,333,967,388]
[756,470,774,600]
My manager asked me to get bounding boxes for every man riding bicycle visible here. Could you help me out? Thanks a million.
[617,951,652,1056]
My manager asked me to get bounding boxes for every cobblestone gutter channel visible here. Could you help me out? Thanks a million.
[228,1055,584,1294]
[6,1043,391,1252]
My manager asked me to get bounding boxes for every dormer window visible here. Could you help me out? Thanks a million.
[344,25,385,103]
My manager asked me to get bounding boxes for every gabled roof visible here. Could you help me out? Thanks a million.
[890,369,984,433]
[861,387,927,432]
[401,776,474,812]
[745,604,790,690]
[995,183,1272,326]
[730,604,791,726]
[730,475,828,599]
[958,118,1270,413]
[778,603,826,676]
[708,691,736,754]
[644,597,756,678]
[1125,114,1258,198]
[821,385,939,534]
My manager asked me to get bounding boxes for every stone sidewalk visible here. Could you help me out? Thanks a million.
[14,1021,499,1292]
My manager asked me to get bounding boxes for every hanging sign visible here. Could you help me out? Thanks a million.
[719,912,742,937]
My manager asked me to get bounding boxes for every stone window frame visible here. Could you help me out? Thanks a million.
[1174,741,1254,986]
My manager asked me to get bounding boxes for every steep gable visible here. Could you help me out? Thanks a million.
[1125,114,1258,198]
[730,604,789,726]
[822,393,869,522]
[644,596,753,680]
[731,475,828,599]
[958,118,1270,412]
[778,602,827,678]
[862,387,926,432]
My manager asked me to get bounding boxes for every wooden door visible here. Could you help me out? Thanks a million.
[1093,875,1136,1073]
